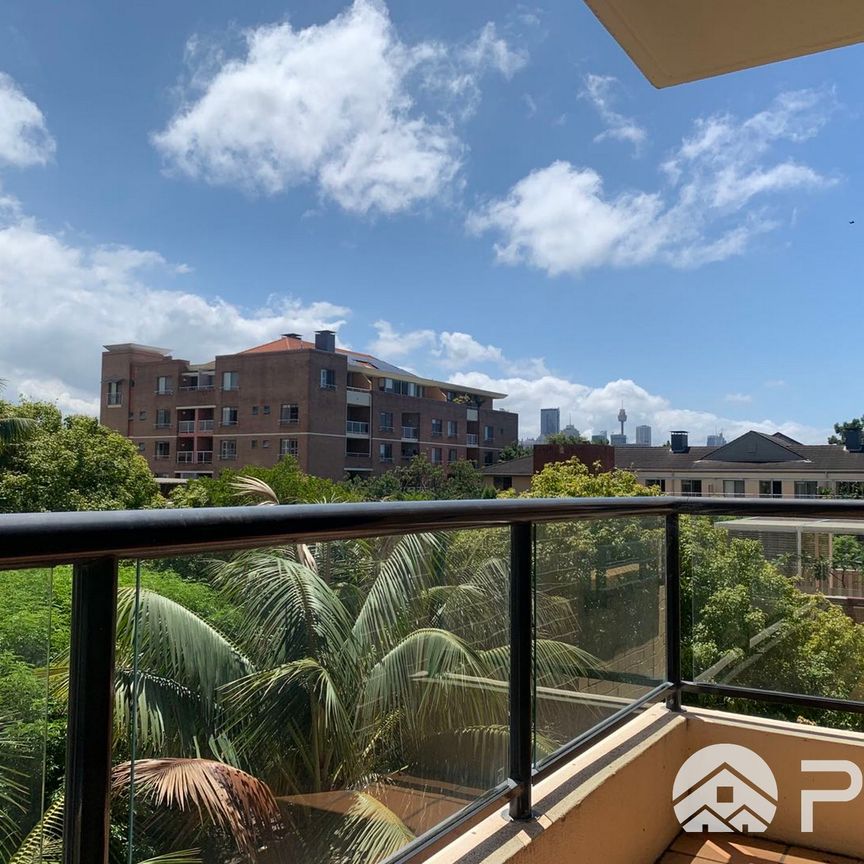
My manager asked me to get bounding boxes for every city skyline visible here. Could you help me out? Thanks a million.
[0,1,862,442]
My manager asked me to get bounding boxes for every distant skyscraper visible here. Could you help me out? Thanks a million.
[707,433,727,447]
[591,430,608,445]
[636,425,652,446]
[540,408,560,438]
[610,433,627,446]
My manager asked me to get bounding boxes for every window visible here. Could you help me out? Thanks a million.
[155,441,170,459]
[483,425,494,442]
[646,478,666,492]
[379,378,423,397]
[262,439,270,448]
[448,448,458,462]
[795,480,818,499]
[681,479,702,496]
[280,403,300,424]
[252,406,259,416]
[221,407,238,426]
[431,419,442,437]
[759,480,782,498]
[138,410,146,421]
[484,451,495,465]
[251,440,258,449]
[156,375,172,395]
[431,447,442,464]
[107,381,122,406]
[379,411,393,432]
[379,442,393,462]
[320,368,336,390]
[222,371,239,391]
[447,420,458,438]
[137,442,146,453]
[723,479,745,497]
[263,405,270,415]
[280,438,298,457]
[155,408,171,428]
[493,476,513,491]
[220,440,237,460]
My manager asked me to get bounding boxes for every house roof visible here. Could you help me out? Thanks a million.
[482,455,534,477]
[615,431,864,474]
[239,335,508,400]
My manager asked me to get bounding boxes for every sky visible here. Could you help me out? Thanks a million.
[0,0,861,443]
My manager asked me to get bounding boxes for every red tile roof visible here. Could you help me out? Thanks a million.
[239,335,378,362]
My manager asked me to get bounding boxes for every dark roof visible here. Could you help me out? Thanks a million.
[482,455,533,476]
[614,430,864,473]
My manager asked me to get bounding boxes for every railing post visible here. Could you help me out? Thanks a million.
[64,556,118,864]
[665,513,682,711]
[509,522,533,820]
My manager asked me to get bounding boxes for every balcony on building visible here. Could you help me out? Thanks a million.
[347,405,371,438]
[6,496,864,864]
[402,413,420,441]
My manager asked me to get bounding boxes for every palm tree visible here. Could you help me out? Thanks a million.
[0,381,34,454]
[19,477,598,863]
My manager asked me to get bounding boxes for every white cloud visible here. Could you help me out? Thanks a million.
[724,392,752,404]
[153,1,524,215]
[764,379,787,389]
[468,89,836,276]
[368,320,547,376]
[581,74,646,151]
[0,212,349,416]
[449,371,827,444]
[461,23,527,79]
[0,73,55,167]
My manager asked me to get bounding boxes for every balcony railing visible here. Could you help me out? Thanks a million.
[196,450,213,464]
[346,420,369,435]
[154,388,174,396]
[177,420,195,433]
[401,426,418,439]
[179,383,214,391]
[176,452,194,463]
[6,496,864,864]
[198,419,214,431]
[219,451,237,460]
[106,394,121,406]
[466,433,478,446]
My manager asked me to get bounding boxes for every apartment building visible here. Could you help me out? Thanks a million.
[615,429,864,497]
[100,332,518,481]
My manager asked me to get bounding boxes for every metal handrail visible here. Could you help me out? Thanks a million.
[7,496,864,864]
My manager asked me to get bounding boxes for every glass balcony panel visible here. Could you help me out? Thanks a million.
[0,566,68,861]
[121,532,510,863]
[532,516,666,766]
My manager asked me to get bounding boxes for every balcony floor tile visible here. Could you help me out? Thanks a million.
[658,835,864,864]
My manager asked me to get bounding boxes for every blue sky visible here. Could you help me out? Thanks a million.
[0,0,861,442]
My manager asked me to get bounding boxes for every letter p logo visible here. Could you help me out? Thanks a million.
[800,760,862,832]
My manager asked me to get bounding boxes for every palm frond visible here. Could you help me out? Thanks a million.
[0,417,35,448]
[230,475,279,506]
[112,759,279,855]
[341,792,414,863]
[116,587,253,709]
[137,851,202,864]
[9,794,64,864]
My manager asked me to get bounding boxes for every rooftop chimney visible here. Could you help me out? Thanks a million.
[282,333,302,341]
[314,330,336,353]
[670,431,689,454]
[845,428,863,453]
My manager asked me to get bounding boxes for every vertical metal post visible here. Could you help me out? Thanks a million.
[509,522,533,820]
[665,513,682,711]
[65,557,118,864]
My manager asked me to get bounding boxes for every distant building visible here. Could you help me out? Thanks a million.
[636,425,652,446]
[707,433,727,447]
[591,432,609,445]
[540,408,560,438]
[610,433,627,446]
[100,334,517,481]
[561,423,581,438]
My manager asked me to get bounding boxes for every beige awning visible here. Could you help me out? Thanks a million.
[584,0,864,87]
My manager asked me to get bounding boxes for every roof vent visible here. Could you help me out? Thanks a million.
[845,428,863,453]
[282,333,302,341]
[315,330,336,353]
[670,431,689,454]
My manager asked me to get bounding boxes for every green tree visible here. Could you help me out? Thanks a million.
[0,402,159,512]
[524,457,660,499]
[170,456,359,508]
[0,382,35,454]
[498,441,530,462]
[349,455,493,501]
[828,416,864,445]
[545,432,588,445]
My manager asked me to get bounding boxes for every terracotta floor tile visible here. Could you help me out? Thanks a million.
[783,848,861,864]
[671,834,741,862]
[668,833,786,863]
[659,853,705,864]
